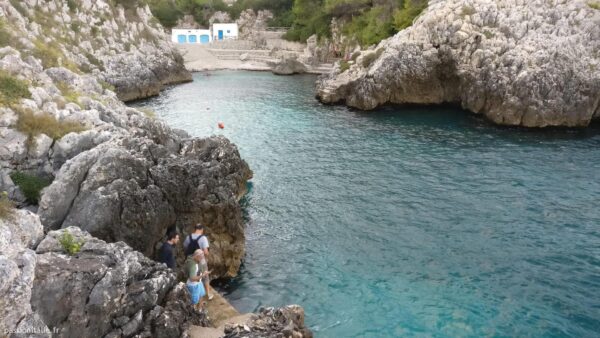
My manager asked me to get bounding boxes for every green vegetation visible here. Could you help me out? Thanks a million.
[339,60,350,72]
[0,18,11,47]
[0,191,15,221]
[56,81,82,107]
[9,172,52,204]
[284,0,427,47]
[59,232,85,255]
[32,39,63,69]
[393,0,427,31]
[460,4,476,17]
[99,80,116,92]
[0,71,31,106]
[67,0,78,12]
[588,2,600,10]
[16,108,87,149]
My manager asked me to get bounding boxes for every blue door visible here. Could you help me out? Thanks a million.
[177,35,186,43]
[188,35,197,43]
[218,30,223,40]
[200,35,210,44]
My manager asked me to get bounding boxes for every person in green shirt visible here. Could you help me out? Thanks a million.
[185,249,209,310]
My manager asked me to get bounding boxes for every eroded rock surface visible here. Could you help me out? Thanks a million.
[223,306,313,338]
[317,0,600,127]
[32,227,208,338]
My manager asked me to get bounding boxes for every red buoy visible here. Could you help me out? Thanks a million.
[218,122,225,129]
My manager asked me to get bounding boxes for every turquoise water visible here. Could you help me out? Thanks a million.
[132,71,600,337]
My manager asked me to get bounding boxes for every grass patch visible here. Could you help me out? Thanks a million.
[99,80,115,92]
[0,71,31,106]
[339,60,350,73]
[0,191,15,221]
[483,30,494,39]
[32,39,63,69]
[70,21,81,33]
[67,0,78,12]
[362,48,384,68]
[461,5,477,17]
[589,2,600,10]
[9,171,51,204]
[56,81,82,107]
[351,51,361,62]
[59,232,85,255]
[138,107,157,119]
[16,108,87,148]
[393,0,428,30]
[0,18,12,47]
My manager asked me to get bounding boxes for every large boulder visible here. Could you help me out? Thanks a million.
[31,227,207,338]
[316,0,600,127]
[39,135,252,278]
[269,56,308,75]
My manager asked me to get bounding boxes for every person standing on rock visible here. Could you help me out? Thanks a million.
[183,224,213,300]
[185,249,209,310]
[158,231,179,269]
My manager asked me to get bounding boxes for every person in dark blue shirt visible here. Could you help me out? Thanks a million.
[158,231,179,269]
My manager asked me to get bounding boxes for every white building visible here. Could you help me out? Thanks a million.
[171,24,239,44]
[212,23,238,41]
[171,29,212,44]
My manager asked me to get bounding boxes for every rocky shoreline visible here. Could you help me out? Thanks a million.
[0,1,310,337]
[316,0,600,128]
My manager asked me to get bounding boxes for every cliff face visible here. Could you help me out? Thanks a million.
[0,0,251,279]
[1,0,191,101]
[316,0,600,127]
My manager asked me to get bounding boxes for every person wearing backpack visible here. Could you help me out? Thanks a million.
[183,224,212,300]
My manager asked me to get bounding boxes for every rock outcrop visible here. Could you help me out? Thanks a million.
[0,209,48,337]
[316,0,600,127]
[1,0,191,102]
[1,0,252,279]
[269,55,308,75]
[1,211,207,338]
[223,306,313,338]
[32,227,208,338]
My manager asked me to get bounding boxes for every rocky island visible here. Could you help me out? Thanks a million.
[0,0,310,337]
[317,0,600,127]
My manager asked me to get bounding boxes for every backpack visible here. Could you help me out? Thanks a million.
[184,234,206,256]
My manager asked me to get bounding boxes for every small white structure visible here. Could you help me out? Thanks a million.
[172,29,212,44]
[212,23,238,41]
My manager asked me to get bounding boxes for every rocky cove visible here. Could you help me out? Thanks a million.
[0,0,599,338]
[0,0,309,337]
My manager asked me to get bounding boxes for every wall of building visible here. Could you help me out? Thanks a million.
[172,29,212,44]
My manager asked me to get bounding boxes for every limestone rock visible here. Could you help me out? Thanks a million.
[31,227,206,338]
[316,0,600,127]
[39,136,252,278]
[223,306,313,338]
[269,56,308,76]
[0,210,47,336]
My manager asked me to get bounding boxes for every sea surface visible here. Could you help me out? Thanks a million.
[131,71,600,337]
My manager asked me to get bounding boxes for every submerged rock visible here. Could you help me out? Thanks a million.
[316,0,600,127]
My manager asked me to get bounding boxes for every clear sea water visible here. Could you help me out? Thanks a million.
[131,71,600,337]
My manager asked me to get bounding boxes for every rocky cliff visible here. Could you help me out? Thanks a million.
[0,0,252,279]
[1,0,191,102]
[316,0,600,127]
[1,210,208,338]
